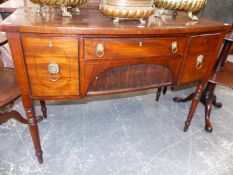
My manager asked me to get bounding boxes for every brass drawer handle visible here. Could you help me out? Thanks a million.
[196,55,204,69]
[48,63,60,82]
[96,43,105,57]
[171,41,178,53]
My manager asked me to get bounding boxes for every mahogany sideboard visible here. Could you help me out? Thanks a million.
[0,7,231,163]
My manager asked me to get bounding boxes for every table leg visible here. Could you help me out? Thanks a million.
[22,96,43,164]
[173,93,195,103]
[0,110,27,124]
[201,82,223,132]
[204,99,213,133]
[184,82,205,132]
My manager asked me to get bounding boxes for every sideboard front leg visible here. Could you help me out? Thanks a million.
[22,97,43,164]
[155,87,162,101]
[183,82,205,132]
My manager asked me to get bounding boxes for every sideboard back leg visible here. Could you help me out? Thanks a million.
[162,86,167,95]
[40,100,47,119]
[183,82,205,132]
[155,87,162,101]
[156,87,168,101]
[22,96,43,164]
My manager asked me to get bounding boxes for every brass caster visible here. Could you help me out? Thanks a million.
[153,8,165,18]
[140,18,146,24]
[113,17,119,23]
[74,7,80,13]
[61,6,72,17]
[188,11,198,21]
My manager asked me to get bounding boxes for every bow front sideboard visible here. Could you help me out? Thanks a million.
[0,7,230,163]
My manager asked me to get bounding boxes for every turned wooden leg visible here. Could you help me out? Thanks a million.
[40,100,47,119]
[22,96,43,164]
[156,87,162,101]
[173,93,195,103]
[0,110,27,124]
[183,82,205,132]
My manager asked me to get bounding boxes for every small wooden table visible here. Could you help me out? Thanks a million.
[0,6,231,163]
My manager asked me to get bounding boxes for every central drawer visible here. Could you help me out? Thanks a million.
[21,36,79,97]
[84,37,188,60]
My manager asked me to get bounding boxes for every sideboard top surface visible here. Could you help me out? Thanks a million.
[0,7,231,35]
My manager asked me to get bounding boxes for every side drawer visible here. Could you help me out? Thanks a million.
[21,36,79,97]
[179,34,221,84]
[84,37,187,60]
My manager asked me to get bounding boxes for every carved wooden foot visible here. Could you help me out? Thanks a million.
[173,93,195,103]
[40,100,47,119]
[0,110,27,124]
[212,99,222,108]
[183,82,205,132]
